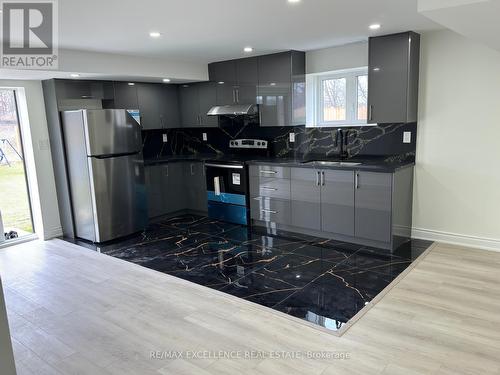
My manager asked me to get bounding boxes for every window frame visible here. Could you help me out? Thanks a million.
[311,67,369,127]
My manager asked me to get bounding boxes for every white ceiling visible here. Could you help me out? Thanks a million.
[59,0,440,63]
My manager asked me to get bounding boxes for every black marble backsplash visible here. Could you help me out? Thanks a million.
[142,118,417,162]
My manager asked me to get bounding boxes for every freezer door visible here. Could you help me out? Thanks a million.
[83,109,142,156]
[88,153,147,242]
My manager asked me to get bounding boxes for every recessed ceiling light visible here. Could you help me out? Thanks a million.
[218,81,225,85]
[162,78,171,83]
[70,73,80,78]
[149,31,161,38]
[128,82,135,86]
[369,24,381,30]
[243,46,253,53]
[288,0,301,3]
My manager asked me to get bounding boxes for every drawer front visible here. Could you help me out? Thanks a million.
[249,177,290,200]
[249,165,290,179]
[250,197,291,225]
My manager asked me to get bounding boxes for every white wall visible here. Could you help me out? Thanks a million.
[413,29,500,250]
[306,41,368,74]
[0,80,62,240]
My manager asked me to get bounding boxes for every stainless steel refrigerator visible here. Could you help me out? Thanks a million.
[61,109,147,243]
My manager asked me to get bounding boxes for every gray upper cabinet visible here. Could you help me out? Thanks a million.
[209,57,259,105]
[113,82,139,109]
[55,80,114,101]
[321,170,355,237]
[368,31,420,124]
[179,83,218,128]
[258,51,305,127]
[137,83,180,130]
[354,172,392,243]
[290,168,321,231]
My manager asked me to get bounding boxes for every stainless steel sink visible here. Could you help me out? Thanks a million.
[303,160,362,167]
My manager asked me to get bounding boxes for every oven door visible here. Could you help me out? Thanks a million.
[205,163,248,225]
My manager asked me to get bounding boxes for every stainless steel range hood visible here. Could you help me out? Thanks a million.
[207,104,258,116]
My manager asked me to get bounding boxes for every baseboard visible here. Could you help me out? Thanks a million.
[42,226,63,240]
[412,227,500,252]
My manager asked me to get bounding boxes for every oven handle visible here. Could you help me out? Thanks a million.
[205,163,245,169]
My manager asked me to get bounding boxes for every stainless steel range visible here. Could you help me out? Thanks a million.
[205,139,268,225]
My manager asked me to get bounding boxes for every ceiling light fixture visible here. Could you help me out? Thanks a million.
[243,46,253,53]
[149,31,161,38]
[288,0,301,3]
[128,82,135,86]
[162,78,171,83]
[70,73,80,78]
[369,24,381,30]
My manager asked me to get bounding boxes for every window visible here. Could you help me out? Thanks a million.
[307,67,369,127]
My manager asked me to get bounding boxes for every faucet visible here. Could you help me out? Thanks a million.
[335,129,350,160]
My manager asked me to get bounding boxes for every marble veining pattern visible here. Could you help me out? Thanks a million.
[67,215,432,332]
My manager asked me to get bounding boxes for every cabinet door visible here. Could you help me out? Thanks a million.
[258,52,291,84]
[368,33,409,123]
[236,84,257,105]
[160,84,180,129]
[208,60,237,83]
[165,163,186,213]
[354,172,392,243]
[145,165,164,218]
[290,168,321,231]
[321,170,355,236]
[216,82,237,105]
[184,162,207,212]
[236,57,259,85]
[178,84,200,128]
[257,82,291,127]
[113,82,138,109]
[137,84,162,130]
[198,82,219,127]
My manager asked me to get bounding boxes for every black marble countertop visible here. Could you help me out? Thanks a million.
[144,154,414,172]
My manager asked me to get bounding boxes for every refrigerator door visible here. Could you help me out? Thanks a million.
[83,109,142,157]
[88,153,147,242]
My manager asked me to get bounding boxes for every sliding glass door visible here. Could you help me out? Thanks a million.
[0,89,33,242]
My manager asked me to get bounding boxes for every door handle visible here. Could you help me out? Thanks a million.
[355,173,359,189]
[321,171,325,186]
[316,171,320,186]
[262,209,277,214]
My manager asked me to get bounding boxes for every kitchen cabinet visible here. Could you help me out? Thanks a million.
[354,171,392,243]
[368,31,420,123]
[183,161,207,213]
[250,164,414,251]
[321,170,355,237]
[290,168,321,231]
[113,82,139,109]
[179,83,218,128]
[257,51,305,127]
[137,83,180,130]
[209,57,259,105]
[55,80,114,100]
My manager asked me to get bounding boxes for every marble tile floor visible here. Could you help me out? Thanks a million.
[65,215,432,332]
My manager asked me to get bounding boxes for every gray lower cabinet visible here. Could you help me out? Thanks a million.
[183,162,207,213]
[145,161,207,219]
[321,170,355,236]
[290,168,321,231]
[250,197,291,225]
[354,171,392,243]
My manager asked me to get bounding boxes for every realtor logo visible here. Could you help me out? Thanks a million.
[1,0,58,69]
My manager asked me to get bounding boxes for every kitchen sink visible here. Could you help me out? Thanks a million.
[303,160,362,167]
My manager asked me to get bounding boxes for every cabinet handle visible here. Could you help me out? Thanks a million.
[165,165,169,177]
[260,170,277,175]
[316,171,320,186]
[368,105,373,122]
[261,187,277,191]
[232,89,236,103]
[355,173,359,189]
[262,209,277,214]
[321,171,325,186]
[190,164,194,175]
[236,89,239,103]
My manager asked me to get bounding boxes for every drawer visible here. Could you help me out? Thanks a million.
[249,178,290,200]
[249,165,290,179]
[250,197,291,225]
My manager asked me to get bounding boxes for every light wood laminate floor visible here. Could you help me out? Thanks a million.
[1,239,499,375]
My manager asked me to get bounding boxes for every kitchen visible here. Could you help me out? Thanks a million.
[1,0,500,374]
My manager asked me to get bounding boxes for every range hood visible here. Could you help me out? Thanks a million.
[207,104,258,116]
